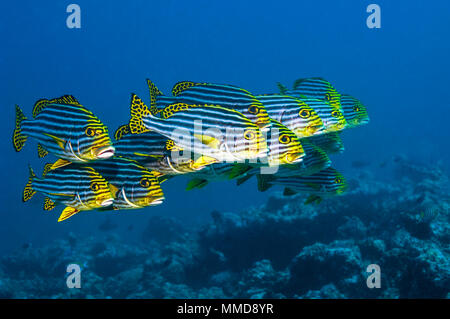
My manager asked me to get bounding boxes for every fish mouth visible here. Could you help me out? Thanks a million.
[100,198,114,207]
[95,145,115,159]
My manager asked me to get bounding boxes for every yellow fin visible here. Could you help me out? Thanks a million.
[42,163,53,177]
[13,105,28,152]
[172,81,197,96]
[43,133,65,150]
[23,166,36,202]
[165,139,183,152]
[51,159,72,170]
[37,143,48,158]
[58,207,80,222]
[33,95,81,118]
[192,155,218,169]
[146,79,163,114]
[129,94,151,134]
[114,124,131,140]
[50,95,81,106]
[193,134,221,149]
[162,103,191,119]
[109,183,119,198]
[44,197,56,211]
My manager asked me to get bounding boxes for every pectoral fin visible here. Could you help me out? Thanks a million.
[109,183,119,198]
[58,207,80,222]
[43,133,66,150]
[192,155,218,169]
[194,134,221,149]
[51,159,72,169]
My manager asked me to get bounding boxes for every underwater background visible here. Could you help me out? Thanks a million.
[1,0,449,298]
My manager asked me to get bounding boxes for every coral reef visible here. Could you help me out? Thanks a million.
[0,157,449,298]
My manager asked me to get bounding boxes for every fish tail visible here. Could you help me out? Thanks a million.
[23,165,36,202]
[146,78,163,115]
[257,173,276,192]
[129,93,153,134]
[13,105,28,152]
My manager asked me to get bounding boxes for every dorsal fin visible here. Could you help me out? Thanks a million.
[114,124,131,141]
[42,163,53,177]
[129,94,151,134]
[277,82,288,95]
[172,81,197,96]
[146,79,163,114]
[161,103,192,119]
[32,95,81,118]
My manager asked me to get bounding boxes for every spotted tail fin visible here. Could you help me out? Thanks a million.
[23,166,36,202]
[13,105,28,152]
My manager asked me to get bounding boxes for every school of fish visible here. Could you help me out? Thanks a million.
[13,77,369,222]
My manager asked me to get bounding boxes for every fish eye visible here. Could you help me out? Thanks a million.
[334,177,342,184]
[248,105,260,114]
[140,177,151,188]
[278,134,291,144]
[353,106,360,112]
[90,182,100,191]
[324,93,331,101]
[85,127,95,137]
[244,130,256,140]
[299,108,311,118]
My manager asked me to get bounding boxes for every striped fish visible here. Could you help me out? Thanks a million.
[187,119,308,188]
[340,94,370,127]
[147,79,271,129]
[13,95,115,166]
[289,77,342,111]
[88,157,164,210]
[263,118,305,166]
[234,140,331,185]
[304,132,345,154]
[257,167,348,204]
[114,130,216,176]
[296,97,346,132]
[23,164,114,222]
[124,94,268,163]
[256,94,325,137]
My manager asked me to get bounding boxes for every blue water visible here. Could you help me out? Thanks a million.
[1,0,449,298]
